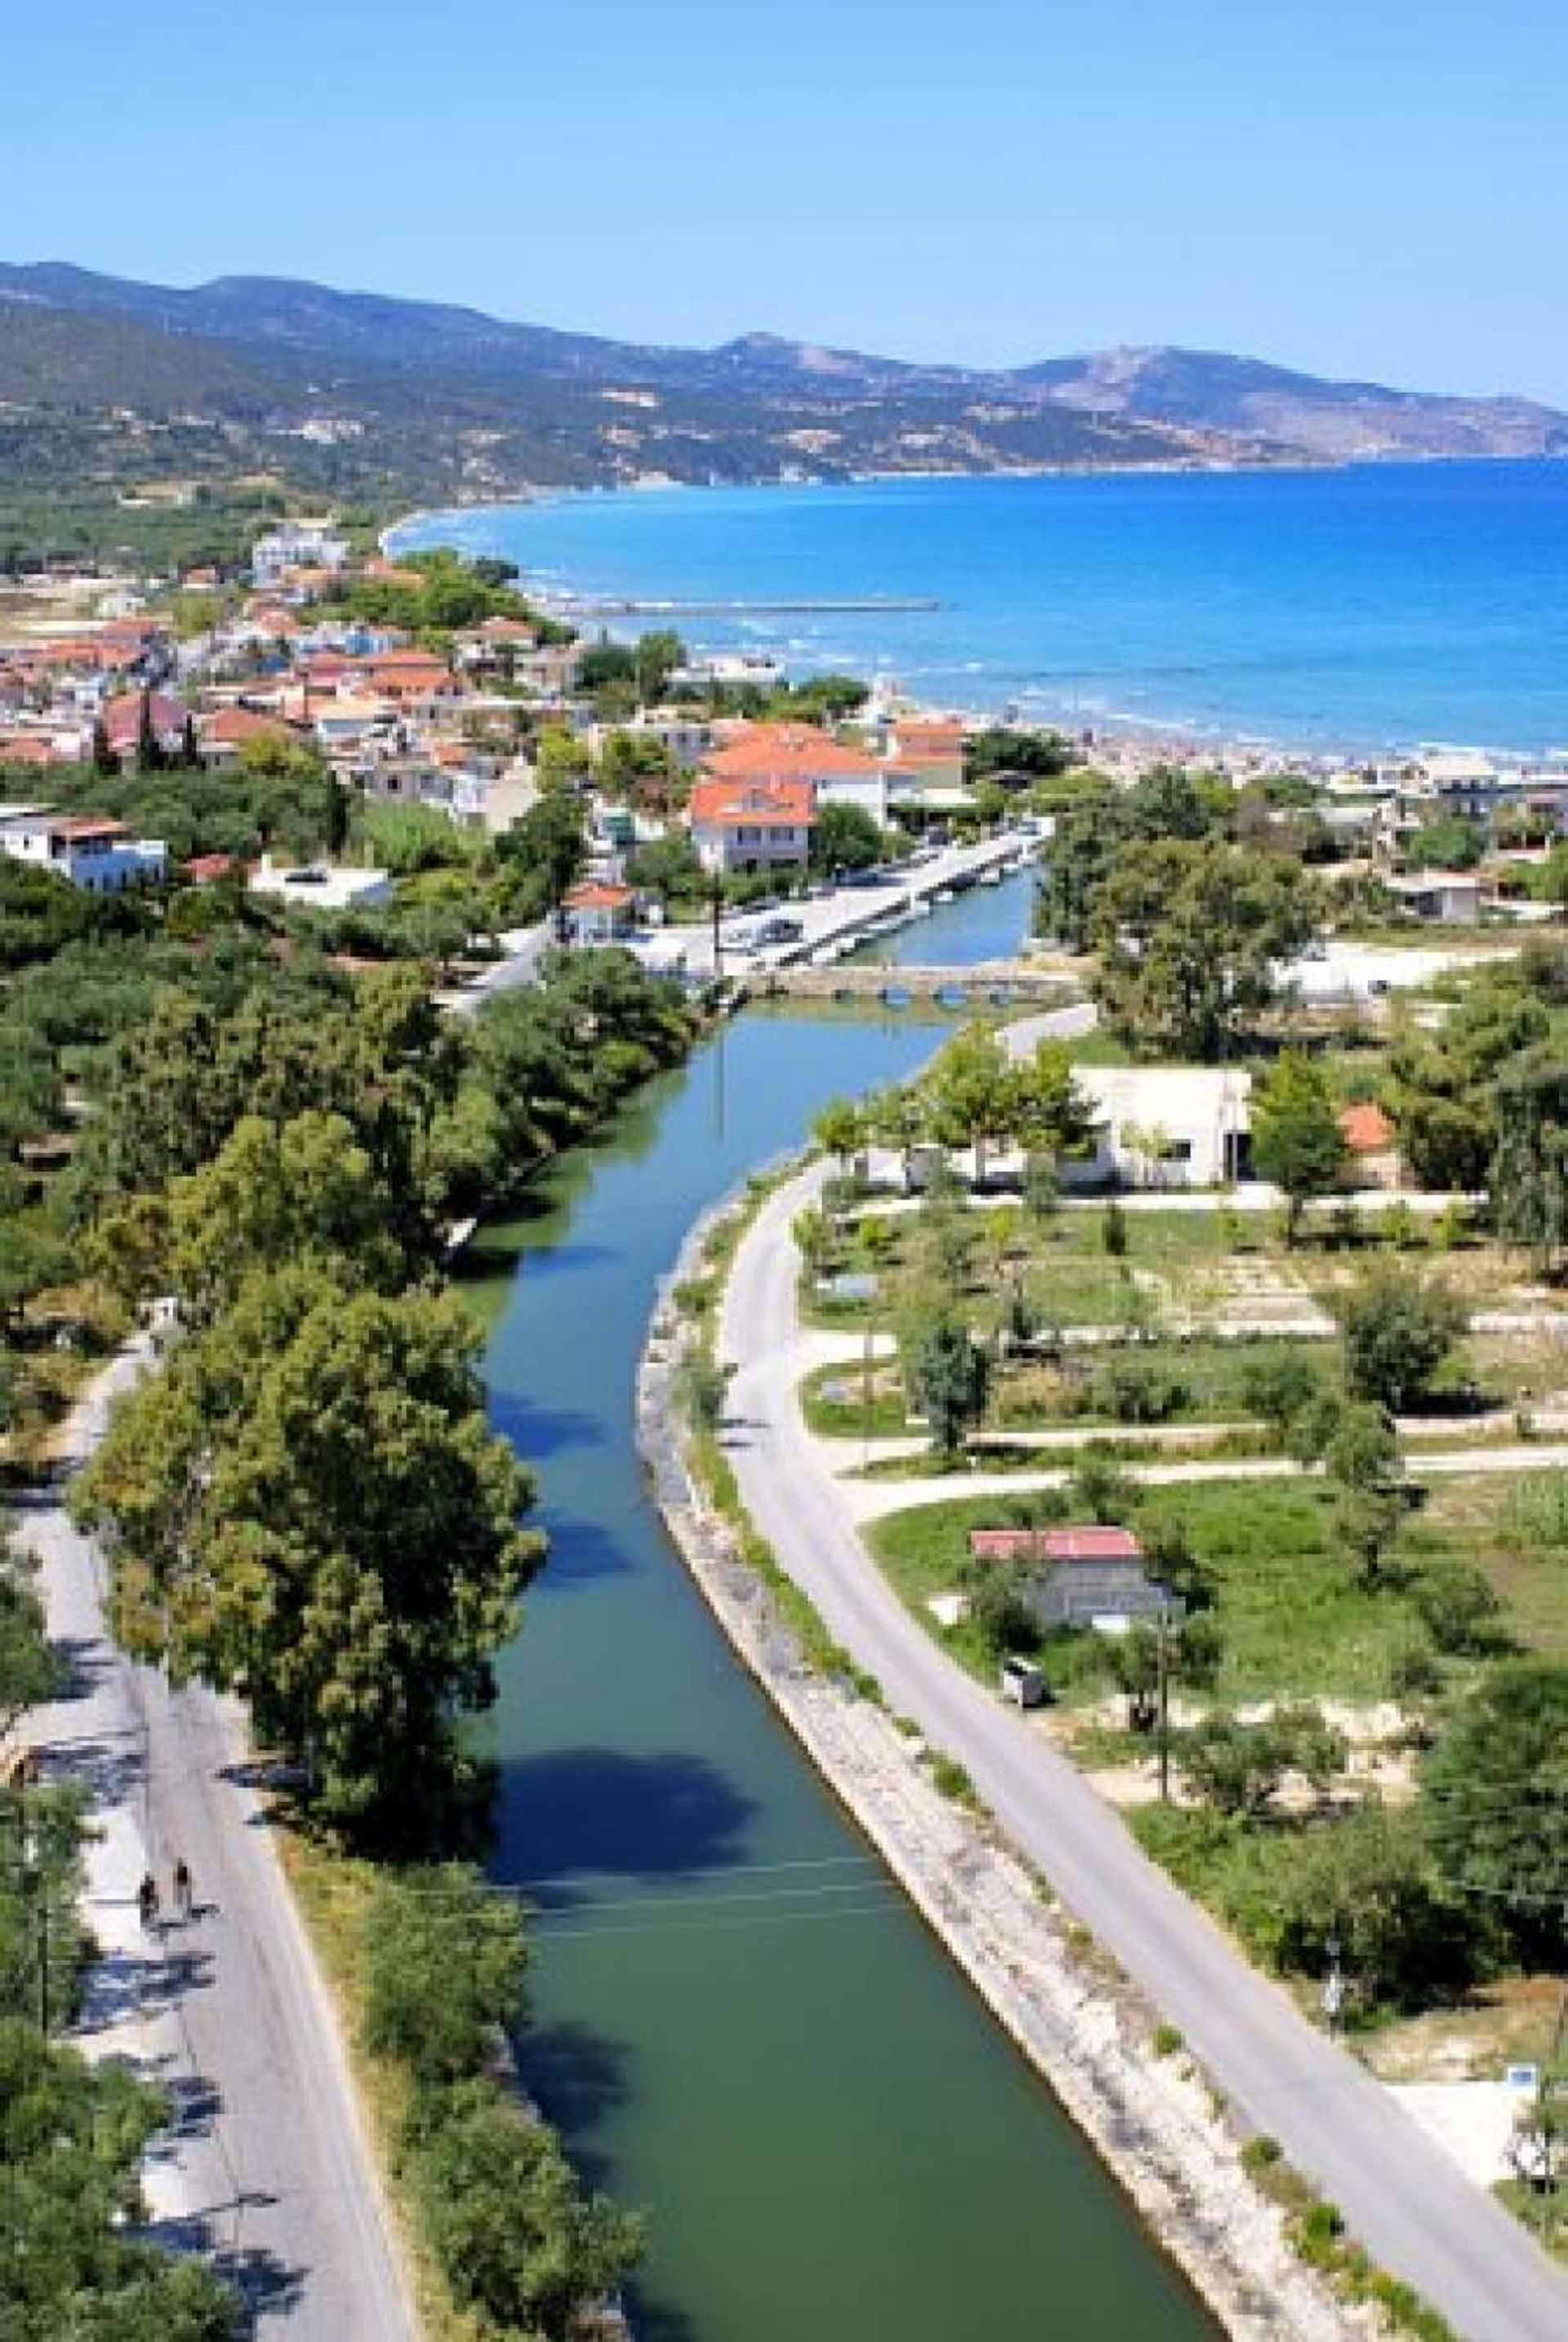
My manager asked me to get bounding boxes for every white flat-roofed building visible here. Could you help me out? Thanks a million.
[247,856,391,911]
[0,805,167,891]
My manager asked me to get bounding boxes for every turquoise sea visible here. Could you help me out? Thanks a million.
[398,460,1568,755]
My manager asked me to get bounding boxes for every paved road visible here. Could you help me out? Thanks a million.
[20,1342,415,2342]
[719,1165,1568,2342]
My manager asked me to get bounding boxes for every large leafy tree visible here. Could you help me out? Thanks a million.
[1423,1663,1568,1962]
[0,2020,239,2340]
[1335,1262,1466,1413]
[1250,1049,1348,1241]
[1088,839,1321,1060]
[925,1023,1017,1181]
[75,1280,542,1841]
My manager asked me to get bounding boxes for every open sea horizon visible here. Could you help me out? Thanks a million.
[394,459,1568,758]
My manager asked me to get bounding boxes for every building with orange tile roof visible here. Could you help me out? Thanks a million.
[688,773,815,875]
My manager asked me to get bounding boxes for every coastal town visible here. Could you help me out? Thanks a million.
[2,499,1567,2342]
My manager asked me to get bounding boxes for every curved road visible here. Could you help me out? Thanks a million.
[719,1164,1567,2342]
[21,1342,415,2341]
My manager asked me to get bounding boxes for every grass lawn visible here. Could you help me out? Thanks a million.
[867,1469,1568,1708]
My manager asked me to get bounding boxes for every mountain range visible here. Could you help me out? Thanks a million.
[2,260,1565,566]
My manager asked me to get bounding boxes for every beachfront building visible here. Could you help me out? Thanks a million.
[0,805,167,892]
[699,722,891,826]
[688,773,815,875]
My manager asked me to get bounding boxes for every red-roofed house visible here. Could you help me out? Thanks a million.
[701,722,889,826]
[1338,1101,1401,1190]
[967,1523,1179,1632]
[561,879,636,945]
[104,689,189,761]
[197,706,303,768]
[688,774,815,876]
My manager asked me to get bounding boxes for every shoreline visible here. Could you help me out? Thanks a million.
[636,1181,1357,2342]
[381,470,1567,771]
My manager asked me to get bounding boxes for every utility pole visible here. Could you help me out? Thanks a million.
[1156,1602,1172,1804]
[1322,1930,1345,2038]
[862,1315,874,1476]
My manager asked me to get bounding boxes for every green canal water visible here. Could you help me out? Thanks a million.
[468,875,1214,2341]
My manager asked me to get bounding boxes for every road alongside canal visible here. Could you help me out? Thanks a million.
[469,872,1219,2342]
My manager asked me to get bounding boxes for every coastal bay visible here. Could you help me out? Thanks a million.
[396,459,1568,755]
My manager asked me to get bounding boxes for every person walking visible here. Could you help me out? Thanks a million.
[172,1856,194,1924]
[137,1871,159,1933]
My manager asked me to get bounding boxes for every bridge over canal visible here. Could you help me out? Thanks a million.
[751,960,1073,1006]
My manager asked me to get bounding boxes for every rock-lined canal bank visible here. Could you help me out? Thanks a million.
[465,875,1223,2342]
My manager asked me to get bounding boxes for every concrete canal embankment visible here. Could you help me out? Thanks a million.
[637,1192,1356,2342]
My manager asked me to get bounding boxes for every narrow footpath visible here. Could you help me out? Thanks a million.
[18,1340,415,2342]
[719,1165,1568,2342]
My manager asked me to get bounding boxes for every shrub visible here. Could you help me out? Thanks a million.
[1152,2023,1183,2059]
[363,1867,524,2090]
[1101,1198,1128,1257]
[1241,2134,1281,2176]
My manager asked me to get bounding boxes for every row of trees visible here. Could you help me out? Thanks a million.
[816,1024,1094,1191]
[69,951,696,1841]
[1035,765,1326,1057]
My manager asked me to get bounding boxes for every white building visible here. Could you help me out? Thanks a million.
[0,805,167,891]
[1065,1066,1253,1191]
[251,521,351,590]
[247,857,391,911]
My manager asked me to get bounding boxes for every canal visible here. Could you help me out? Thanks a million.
[466,873,1214,2341]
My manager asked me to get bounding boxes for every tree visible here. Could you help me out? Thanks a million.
[164,1110,407,1324]
[0,2020,241,2340]
[1107,1614,1221,1733]
[74,1283,543,1842]
[1008,1036,1094,1166]
[1240,1351,1325,1448]
[533,725,593,793]
[598,728,678,813]
[1176,1704,1346,1819]
[496,791,586,923]
[404,2078,644,2336]
[1335,1262,1466,1412]
[1387,972,1550,1192]
[812,1097,866,1173]
[811,800,883,873]
[0,1556,60,1742]
[1323,1399,1405,1588]
[1423,1663,1568,1962]
[1493,1049,1568,1276]
[1405,815,1486,871]
[1268,1804,1481,2010]
[868,1084,929,1190]
[626,832,702,909]
[1089,839,1321,1060]
[925,1023,1015,1182]
[1250,1051,1348,1243]
[908,1317,991,1459]
[965,727,1072,784]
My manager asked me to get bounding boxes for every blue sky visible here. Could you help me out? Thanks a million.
[8,1,1567,399]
